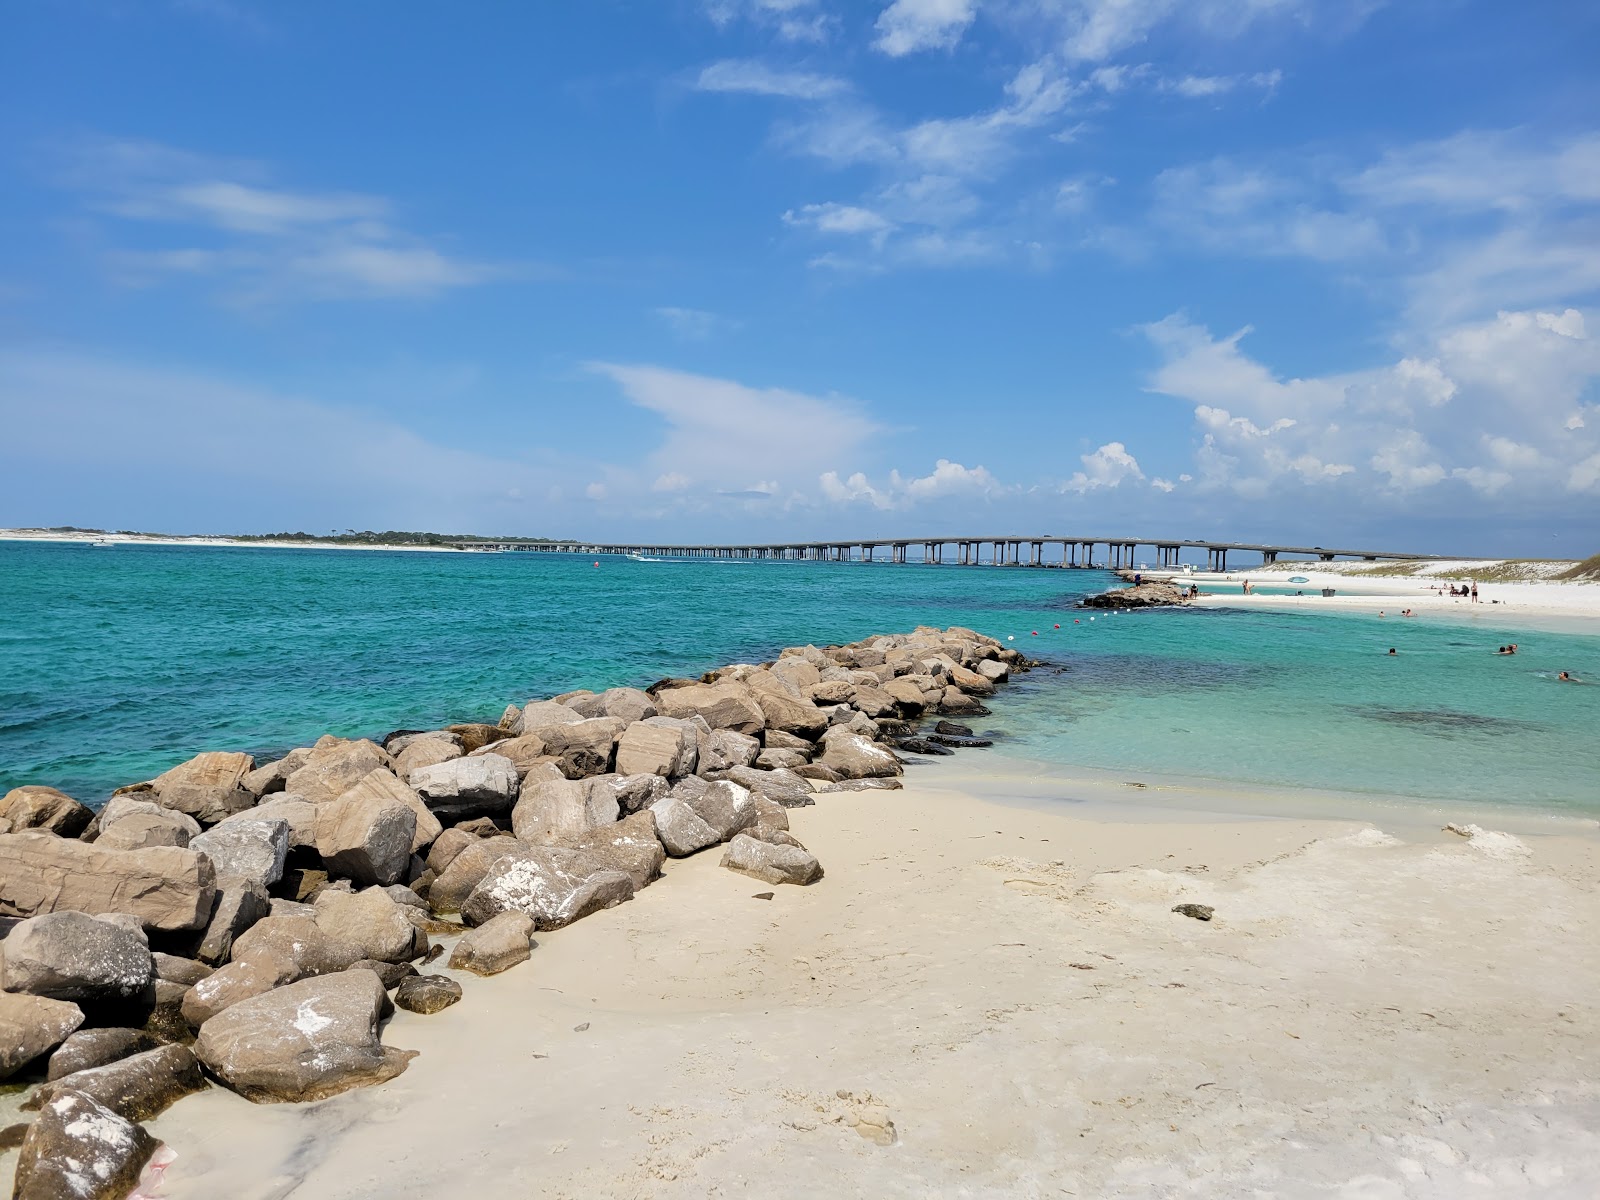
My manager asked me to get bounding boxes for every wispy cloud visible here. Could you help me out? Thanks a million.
[703,0,834,43]
[58,138,512,302]
[695,58,850,100]
[653,306,737,340]
[873,0,979,57]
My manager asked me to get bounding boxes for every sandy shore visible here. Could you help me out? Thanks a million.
[0,529,473,553]
[102,757,1599,1199]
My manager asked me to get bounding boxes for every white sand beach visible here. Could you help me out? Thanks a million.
[0,529,474,553]
[124,759,1600,1199]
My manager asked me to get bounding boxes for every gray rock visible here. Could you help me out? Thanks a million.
[720,833,824,885]
[313,887,424,965]
[461,845,634,931]
[10,1090,158,1200]
[725,765,817,808]
[447,911,534,976]
[152,952,212,986]
[314,776,419,886]
[1173,903,1215,921]
[426,837,522,915]
[394,973,462,1014]
[0,786,93,838]
[755,748,809,770]
[686,780,759,842]
[25,1043,205,1121]
[818,778,904,792]
[555,810,665,890]
[818,728,902,779]
[219,792,317,848]
[46,1027,159,1081]
[0,991,84,1079]
[391,735,464,783]
[0,911,153,1002]
[195,969,416,1103]
[193,878,272,966]
[410,754,520,821]
[699,727,762,775]
[241,748,309,798]
[191,818,289,888]
[648,795,721,857]
[333,768,441,855]
[585,772,670,816]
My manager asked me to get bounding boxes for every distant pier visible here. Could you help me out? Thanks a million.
[454,536,1439,571]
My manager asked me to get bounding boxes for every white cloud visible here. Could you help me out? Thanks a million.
[819,458,1005,509]
[1051,0,1335,64]
[1160,70,1282,98]
[1063,441,1145,492]
[873,0,979,57]
[783,202,895,240]
[695,58,848,100]
[62,138,505,302]
[1141,308,1600,508]
[703,0,833,43]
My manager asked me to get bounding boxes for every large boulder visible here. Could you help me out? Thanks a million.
[219,793,317,848]
[181,914,338,1026]
[947,663,996,695]
[0,912,153,1003]
[94,796,202,850]
[585,772,670,816]
[596,686,658,724]
[471,734,555,779]
[654,682,765,736]
[819,729,902,779]
[721,833,824,886]
[391,734,464,784]
[241,748,309,798]
[315,779,419,886]
[0,833,216,931]
[684,780,758,842]
[409,754,520,822]
[284,739,390,805]
[460,845,634,931]
[755,748,808,771]
[555,810,665,890]
[850,684,898,718]
[339,769,441,855]
[148,750,257,824]
[648,795,720,858]
[313,888,423,965]
[24,1043,205,1121]
[882,677,930,714]
[195,969,415,1103]
[46,1028,159,1081]
[10,1090,158,1200]
[191,818,289,888]
[724,765,816,808]
[510,776,619,843]
[426,838,522,915]
[754,691,829,739]
[447,911,534,976]
[537,717,624,778]
[0,786,92,838]
[518,700,586,738]
[698,728,761,775]
[0,991,83,1079]
[615,719,696,777]
[193,878,271,966]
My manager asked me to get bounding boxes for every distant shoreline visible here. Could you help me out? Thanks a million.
[0,529,479,554]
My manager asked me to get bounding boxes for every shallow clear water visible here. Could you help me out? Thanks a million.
[2,540,1596,813]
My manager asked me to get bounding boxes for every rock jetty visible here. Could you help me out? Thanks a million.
[0,625,1026,1195]
[1081,580,1191,609]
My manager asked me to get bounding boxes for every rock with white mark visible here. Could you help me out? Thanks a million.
[46,1028,158,1081]
[195,969,415,1103]
[460,845,634,931]
[0,912,153,1002]
[410,754,520,822]
[818,728,902,779]
[191,818,289,889]
[10,1090,159,1200]
[426,837,523,915]
[24,1043,205,1121]
[648,795,721,857]
[724,765,816,808]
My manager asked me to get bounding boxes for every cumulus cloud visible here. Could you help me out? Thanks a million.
[1063,441,1146,492]
[819,458,1005,509]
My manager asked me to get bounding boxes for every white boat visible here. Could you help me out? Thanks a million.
[91,538,115,548]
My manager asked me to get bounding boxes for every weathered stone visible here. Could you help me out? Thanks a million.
[447,911,534,976]
[470,734,554,778]
[191,817,289,888]
[615,719,696,777]
[314,781,417,887]
[819,778,904,792]
[410,754,520,821]
[793,763,842,784]
[314,887,422,965]
[0,786,93,838]
[461,845,634,931]
[268,897,316,920]
[0,911,153,1002]
[94,796,202,850]
[152,750,254,798]
[654,682,765,736]
[278,866,328,903]
[333,768,440,856]
[596,686,658,724]
[755,748,809,771]
[11,1090,158,1200]
[26,1043,205,1121]
[181,911,343,1027]
[685,780,758,842]
[423,827,476,876]
[763,729,813,752]
[0,991,84,1079]
[154,781,256,826]
[882,677,929,714]
[819,729,902,779]
[721,833,824,886]
[556,810,665,890]
[194,878,272,965]
[511,776,619,843]
[649,795,721,857]
[698,728,761,775]
[755,690,829,739]
[195,969,415,1103]
[1173,903,1215,921]
[152,952,211,986]
[585,772,670,816]
[938,686,988,715]
[284,738,391,805]
[499,702,525,730]
[427,837,523,915]
[975,659,1009,682]
[850,684,899,718]
[391,735,463,784]
[241,748,309,798]
[807,679,855,706]
[538,717,623,777]
[948,663,996,694]
[445,723,505,754]
[394,973,462,1014]
[349,958,418,989]
[46,1028,158,1081]
[219,793,317,848]
[518,700,586,737]
[724,765,817,808]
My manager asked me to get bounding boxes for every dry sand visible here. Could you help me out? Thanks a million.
[120,760,1600,1200]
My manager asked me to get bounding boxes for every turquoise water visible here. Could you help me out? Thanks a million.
[2,540,1597,814]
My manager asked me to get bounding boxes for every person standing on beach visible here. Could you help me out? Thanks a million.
[1470,582,1479,602]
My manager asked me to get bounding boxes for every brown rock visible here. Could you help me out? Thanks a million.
[510,776,619,844]
[721,833,824,885]
[11,1091,158,1200]
[391,735,464,784]
[0,786,93,838]
[0,833,216,931]
[615,719,696,777]
[0,991,84,1079]
[445,723,505,753]
[284,738,391,805]
[447,911,534,976]
[654,682,765,736]
[460,845,634,931]
[754,690,829,739]
[315,774,420,886]
[46,1028,159,1081]
[394,973,462,1014]
[426,837,522,915]
[24,1043,205,1121]
[555,810,665,890]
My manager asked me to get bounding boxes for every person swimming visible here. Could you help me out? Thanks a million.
[1387,647,1397,655]
[1559,671,1576,682]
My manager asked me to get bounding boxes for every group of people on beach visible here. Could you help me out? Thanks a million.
[1432,581,1479,601]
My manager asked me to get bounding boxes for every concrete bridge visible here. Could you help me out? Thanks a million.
[456,537,1440,572]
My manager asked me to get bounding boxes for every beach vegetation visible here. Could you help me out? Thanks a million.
[1557,554,1600,581]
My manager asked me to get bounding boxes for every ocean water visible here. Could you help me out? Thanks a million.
[2,540,1597,814]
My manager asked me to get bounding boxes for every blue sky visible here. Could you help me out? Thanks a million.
[1,0,1597,554]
